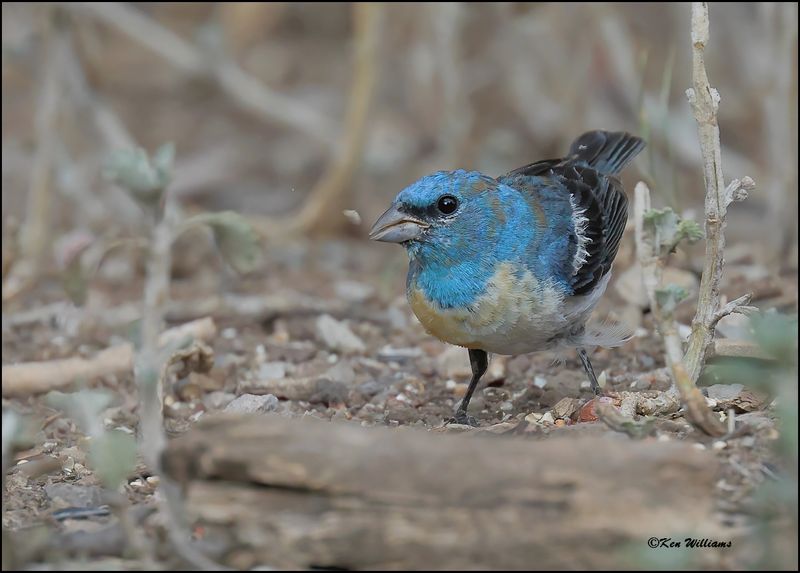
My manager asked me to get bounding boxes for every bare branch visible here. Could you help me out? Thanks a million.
[254,3,380,237]
[1,318,216,398]
[21,8,67,269]
[709,293,757,330]
[634,182,726,437]
[64,2,337,146]
[682,2,755,382]
[723,176,754,208]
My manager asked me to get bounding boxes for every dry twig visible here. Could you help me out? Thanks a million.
[635,182,726,436]
[20,8,67,270]
[65,2,337,146]
[682,2,756,382]
[1,318,216,398]
[254,2,380,237]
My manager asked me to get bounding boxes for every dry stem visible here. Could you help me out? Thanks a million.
[254,2,380,237]
[635,182,726,436]
[65,2,337,146]
[1,318,216,398]
[682,2,754,382]
[20,8,66,270]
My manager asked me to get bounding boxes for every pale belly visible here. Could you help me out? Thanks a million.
[408,263,579,355]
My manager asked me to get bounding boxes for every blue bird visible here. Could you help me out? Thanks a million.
[369,130,645,425]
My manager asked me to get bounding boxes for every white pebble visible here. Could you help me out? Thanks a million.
[712,441,727,450]
[533,376,548,388]
[540,412,555,424]
[255,344,267,363]
[692,443,707,450]
[342,209,362,225]
[657,434,671,442]
[222,327,237,339]
[445,380,457,390]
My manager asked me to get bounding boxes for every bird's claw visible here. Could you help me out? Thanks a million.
[446,410,478,427]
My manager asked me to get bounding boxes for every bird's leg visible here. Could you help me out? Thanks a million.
[449,349,488,426]
[577,347,602,396]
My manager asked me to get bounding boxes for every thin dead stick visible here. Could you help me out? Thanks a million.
[64,2,337,146]
[20,8,67,271]
[683,2,755,382]
[136,192,233,571]
[255,2,380,237]
[1,317,216,398]
[635,182,726,437]
[58,17,143,224]
[135,194,179,470]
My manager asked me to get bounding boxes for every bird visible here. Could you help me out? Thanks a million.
[369,130,645,425]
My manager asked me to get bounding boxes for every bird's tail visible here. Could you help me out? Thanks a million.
[568,130,645,175]
[576,319,634,349]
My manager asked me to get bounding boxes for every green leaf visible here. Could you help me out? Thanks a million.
[750,312,798,365]
[89,430,137,490]
[185,211,261,275]
[674,219,703,244]
[103,143,175,205]
[643,207,703,254]
[655,284,689,313]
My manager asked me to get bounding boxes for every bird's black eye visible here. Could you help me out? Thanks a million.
[437,195,458,215]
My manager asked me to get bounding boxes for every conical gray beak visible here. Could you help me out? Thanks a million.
[369,204,428,243]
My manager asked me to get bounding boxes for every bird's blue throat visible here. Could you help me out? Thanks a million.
[404,182,538,310]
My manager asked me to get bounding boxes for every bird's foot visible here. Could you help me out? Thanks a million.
[446,410,478,427]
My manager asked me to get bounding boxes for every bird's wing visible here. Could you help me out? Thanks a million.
[498,165,629,296]
[499,131,642,296]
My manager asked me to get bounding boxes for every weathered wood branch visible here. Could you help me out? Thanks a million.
[683,2,755,382]
[634,182,727,437]
[164,414,721,570]
[1,318,216,398]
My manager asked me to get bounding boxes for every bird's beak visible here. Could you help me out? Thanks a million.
[369,204,428,243]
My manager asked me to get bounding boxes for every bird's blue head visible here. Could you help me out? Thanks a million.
[369,170,533,270]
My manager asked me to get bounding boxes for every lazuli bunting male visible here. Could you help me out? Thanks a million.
[370,130,644,425]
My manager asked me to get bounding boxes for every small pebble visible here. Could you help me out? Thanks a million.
[525,412,543,423]
[258,362,287,380]
[712,441,727,450]
[533,376,548,389]
[342,209,362,225]
[224,394,280,414]
[692,443,707,450]
[222,328,237,339]
[540,412,555,424]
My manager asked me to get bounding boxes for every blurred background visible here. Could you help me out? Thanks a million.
[2,5,798,570]
[2,2,798,270]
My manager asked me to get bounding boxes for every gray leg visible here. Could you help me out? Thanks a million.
[577,347,601,396]
[449,349,488,426]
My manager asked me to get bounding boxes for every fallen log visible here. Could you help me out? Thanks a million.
[164,414,722,570]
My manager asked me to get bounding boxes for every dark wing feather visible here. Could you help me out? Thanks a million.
[500,131,642,295]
